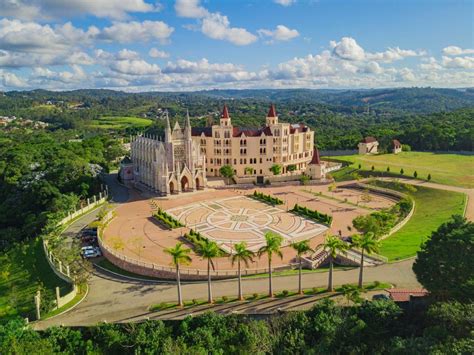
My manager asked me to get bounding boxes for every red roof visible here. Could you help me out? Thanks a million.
[309,148,321,165]
[393,139,401,147]
[387,288,428,302]
[361,136,377,143]
[267,104,277,117]
[221,104,230,119]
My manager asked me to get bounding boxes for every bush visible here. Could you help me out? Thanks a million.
[282,290,289,297]
[291,204,333,225]
[251,191,283,205]
[253,293,259,299]
[153,208,184,229]
[222,296,228,302]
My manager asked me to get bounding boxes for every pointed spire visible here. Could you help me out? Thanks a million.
[221,104,230,119]
[165,110,171,130]
[267,104,277,117]
[173,120,181,131]
[186,109,191,126]
[310,147,321,165]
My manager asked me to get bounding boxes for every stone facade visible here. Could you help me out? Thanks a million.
[131,112,207,195]
[192,104,317,178]
[392,139,402,154]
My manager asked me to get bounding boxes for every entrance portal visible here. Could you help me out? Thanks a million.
[181,176,189,191]
[169,181,175,194]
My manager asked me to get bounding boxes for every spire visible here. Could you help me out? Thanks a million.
[164,109,172,142]
[173,120,181,131]
[221,104,230,119]
[310,147,321,165]
[267,104,277,117]
[186,109,191,127]
[184,108,192,139]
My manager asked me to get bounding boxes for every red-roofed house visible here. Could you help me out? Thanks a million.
[387,288,429,308]
[358,136,379,155]
[392,139,402,154]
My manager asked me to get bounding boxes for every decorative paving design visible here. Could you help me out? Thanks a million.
[166,196,328,253]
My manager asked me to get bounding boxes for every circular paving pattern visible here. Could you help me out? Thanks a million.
[166,196,328,253]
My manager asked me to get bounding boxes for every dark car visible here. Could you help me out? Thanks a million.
[372,294,390,301]
[81,228,97,236]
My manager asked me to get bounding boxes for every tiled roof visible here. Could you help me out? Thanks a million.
[361,136,378,143]
[309,148,321,165]
[393,139,402,147]
[221,104,230,119]
[191,127,212,137]
[387,288,428,302]
[267,104,277,117]
[290,123,309,134]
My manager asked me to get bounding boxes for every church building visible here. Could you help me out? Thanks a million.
[130,111,207,195]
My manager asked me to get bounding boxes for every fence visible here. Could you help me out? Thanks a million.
[39,190,108,317]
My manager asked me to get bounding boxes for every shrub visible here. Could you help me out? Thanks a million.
[222,296,228,302]
[290,204,333,225]
[282,290,289,297]
[250,191,283,205]
[253,293,259,299]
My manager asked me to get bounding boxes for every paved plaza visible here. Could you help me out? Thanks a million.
[167,196,328,253]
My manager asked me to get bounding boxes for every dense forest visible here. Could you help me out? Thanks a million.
[0,88,472,151]
[1,299,472,354]
[0,130,125,248]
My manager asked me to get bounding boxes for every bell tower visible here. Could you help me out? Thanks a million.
[220,104,231,127]
[266,104,278,126]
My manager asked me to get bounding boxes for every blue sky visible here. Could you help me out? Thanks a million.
[0,0,472,91]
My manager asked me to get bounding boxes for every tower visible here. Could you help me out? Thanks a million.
[164,110,172,143]
[220,104,231,127]
[266,104,278,126]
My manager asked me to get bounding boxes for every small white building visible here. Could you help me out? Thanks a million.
[392,139,402,154]
[358,136,379,155]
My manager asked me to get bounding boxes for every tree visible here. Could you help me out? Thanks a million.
[341,284,362,305]
[244,166,254,176]
[414,171,418,178]
[371,165,375,172]
[195,240,222,304]
[287,164,297,174]
[323,235,349,291]
[358,163,362,169]
[427,173,432,181]
[269,164,282,175]
[413,216,473,302]
[219,165,234,184]
[400,168,404,175]
[291,240,313,294]
[352,233,380,288]
[300,174,310,185]
[386,167,390,173]
[230,242,255,300]
[164,243,192,307]
[258,232,283,297]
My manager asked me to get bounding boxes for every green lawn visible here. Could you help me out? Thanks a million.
[371,181,466,261]
[327,152,473,188]
[0,239,71,322]
[88,116,153,130]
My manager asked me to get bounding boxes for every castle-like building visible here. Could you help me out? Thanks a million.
[124,104,327,195]
[192,104,316,177]
[129,112,207,195]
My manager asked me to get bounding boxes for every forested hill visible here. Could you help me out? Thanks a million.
[3,87,474,115]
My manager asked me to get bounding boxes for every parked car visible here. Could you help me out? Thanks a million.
[81,246,102,258]
[372,294,390,301]
[81,234,97,243]
[81,228,97,236]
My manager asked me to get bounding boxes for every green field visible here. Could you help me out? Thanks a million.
[88,116,153,130]
[328,152,473,188]
[371,181,466,261]
[0,239,71,322]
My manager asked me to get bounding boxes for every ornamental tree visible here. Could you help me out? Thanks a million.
[413,215,473,302]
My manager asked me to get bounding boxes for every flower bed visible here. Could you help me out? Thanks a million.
[153,208,184,229]
[250,190,284,205]
[291,204,333,226]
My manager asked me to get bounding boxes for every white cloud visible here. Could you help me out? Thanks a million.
[273,0,296,6]
[442,46,474,56]
[397,68,416,82]
[1,71,28,88]
[175,0,209,18]
[0,0,158,20]
[201,13,257,46]
[110,59,161,75]
[163,58,242,74]
[367,47,425,63]
[441,56,474,69]
[258,25,299,43]
[149,48,170,58]
[100,21,174,43]
[331,37,366,61]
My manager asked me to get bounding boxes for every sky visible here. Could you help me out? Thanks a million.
[0,0,472,91]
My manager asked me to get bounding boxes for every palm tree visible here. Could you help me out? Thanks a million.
[258,232,283,297]
[323,235,349,292]
[352,232,380,288]
[291,240,313,294]
[231,242,255,301]
[195,240,222,303]
[164,243,192,307]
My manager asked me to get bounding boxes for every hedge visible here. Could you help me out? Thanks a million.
[251,190,284,205]
[153,208,184,229]
[291,204,333,225]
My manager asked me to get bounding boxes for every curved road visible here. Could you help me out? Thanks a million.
[38,175,470,328]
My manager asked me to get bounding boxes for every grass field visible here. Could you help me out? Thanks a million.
[371,181,466,261]
[0,239,71,322]
[327,152,473,188]
[88,116,153,130]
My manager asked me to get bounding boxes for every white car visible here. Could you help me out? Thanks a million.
[81,246,102,258]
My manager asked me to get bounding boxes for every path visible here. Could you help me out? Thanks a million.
[36,258,418,328]
[374,178,473,221]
